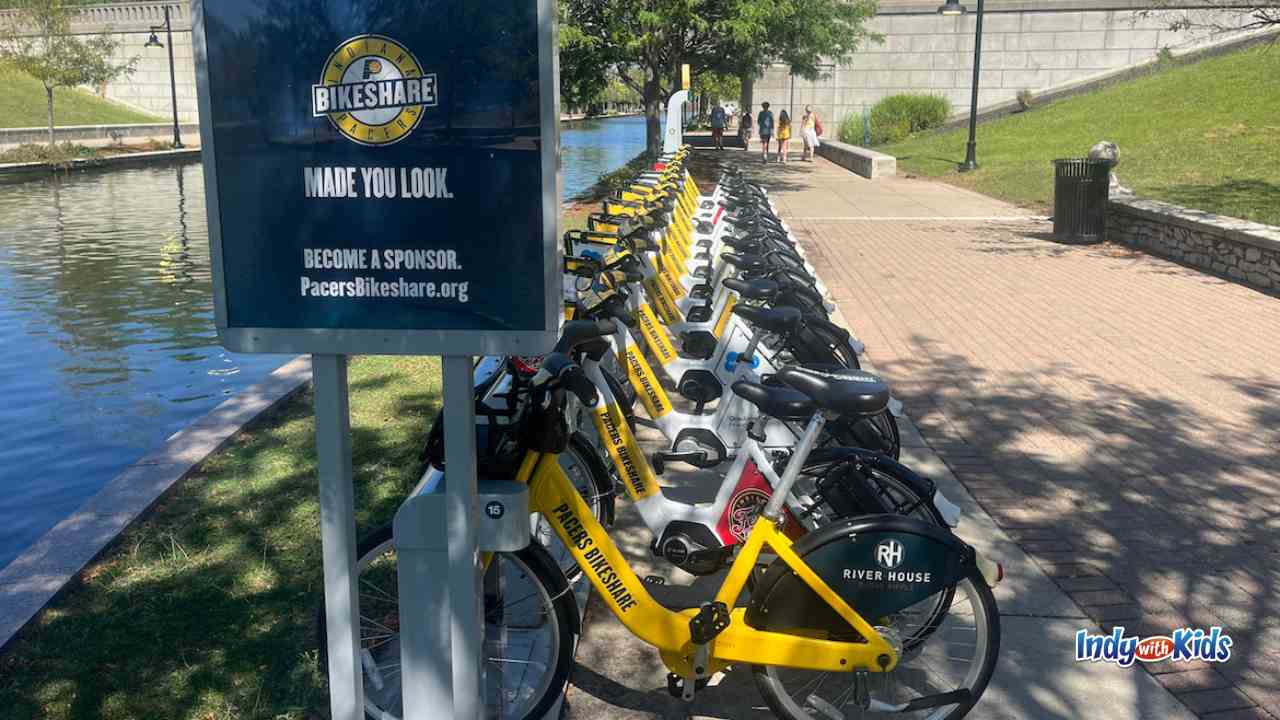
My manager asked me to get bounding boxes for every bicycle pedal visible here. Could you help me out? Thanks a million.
[666,672,709,701]
[643,575,666,586]
[688,601,731,644]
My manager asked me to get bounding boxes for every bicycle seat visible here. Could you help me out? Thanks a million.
[721,252,768,270]
[733,304,801,335]
[773,365,890,417]
[554,319,619,352]
[721,235,761,252]
[731,380,815,421]
[722,277,778,301]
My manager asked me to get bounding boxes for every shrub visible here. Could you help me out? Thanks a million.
[868,94,951,145]
[0,142,98,165]
[837,113,864,146]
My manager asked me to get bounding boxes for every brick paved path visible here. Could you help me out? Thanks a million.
[771,160,1280,719]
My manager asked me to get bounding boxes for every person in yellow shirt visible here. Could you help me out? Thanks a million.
[777,110,792,164]
[801,105,822,161]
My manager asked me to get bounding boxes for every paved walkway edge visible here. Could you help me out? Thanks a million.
[0,356,311,653]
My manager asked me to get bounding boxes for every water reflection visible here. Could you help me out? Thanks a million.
[0,162,287,569]
[561,115,649,198]
[0,115,645,570]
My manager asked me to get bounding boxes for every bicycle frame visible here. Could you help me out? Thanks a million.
[587,335,811,456]
[519,445,899,678]
[581,357,819,546]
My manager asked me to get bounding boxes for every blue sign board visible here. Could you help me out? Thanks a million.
[193,0,560,355]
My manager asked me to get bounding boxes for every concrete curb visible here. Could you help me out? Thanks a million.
[0,356,311,654]
[815,139,897,179]
[0,147,202,182]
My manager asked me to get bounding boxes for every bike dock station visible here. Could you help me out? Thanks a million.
[193,1,561,718]
[195,0,1017,712]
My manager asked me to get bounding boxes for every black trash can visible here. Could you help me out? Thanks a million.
[1052,158,1112,243]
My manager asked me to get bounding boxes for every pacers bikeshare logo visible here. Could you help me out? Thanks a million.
[311,34,438,147]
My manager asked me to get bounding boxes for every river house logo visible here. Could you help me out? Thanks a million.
[876,539,905,569]
[311,34,438,147]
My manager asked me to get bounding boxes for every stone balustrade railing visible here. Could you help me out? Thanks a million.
[0,1,189,34]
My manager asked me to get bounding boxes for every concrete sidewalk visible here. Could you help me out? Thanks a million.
[758,151,1280,718]
[563,150,1206,719]
[566,414,1196,719]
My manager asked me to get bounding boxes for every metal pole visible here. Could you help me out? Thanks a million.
[314,354,363,720]
[789,68,795,120]
[443,355,483,720]
[960,0,983,172]
[164,6,183,148]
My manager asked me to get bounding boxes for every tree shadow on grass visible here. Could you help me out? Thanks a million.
[895,153,967,174]
[1149,178,1280,226]
[0,358,442,720]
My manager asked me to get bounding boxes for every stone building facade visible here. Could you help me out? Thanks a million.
[750,0,1268,130]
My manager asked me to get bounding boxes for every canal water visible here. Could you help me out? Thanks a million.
[561,115,649,198]
[0,115,648,570]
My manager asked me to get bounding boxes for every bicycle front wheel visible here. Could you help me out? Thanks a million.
[753,568,999,720]
[318,525,575,720]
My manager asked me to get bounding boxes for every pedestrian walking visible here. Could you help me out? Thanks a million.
[777,110,792,163]
[710,102,727,150]
[757,102,774,163]
[801,105,822,161]
[739,112,753,151]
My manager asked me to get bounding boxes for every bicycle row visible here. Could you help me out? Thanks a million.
[321,147,1006,720]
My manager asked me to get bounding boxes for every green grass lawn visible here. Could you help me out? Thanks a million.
[881,45,1280,226]
[0,65,160,129]
[0,356,441,720]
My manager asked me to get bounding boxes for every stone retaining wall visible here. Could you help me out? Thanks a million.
[0,122,198,150]
[1108,194,1280,292]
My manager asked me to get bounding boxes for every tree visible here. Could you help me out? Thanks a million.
[1138,1,1279,33]
[560,0,879,157]
[0,0,136,146]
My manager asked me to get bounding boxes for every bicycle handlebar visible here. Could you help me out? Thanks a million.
[553,319,619,354]
[539,352,598,406]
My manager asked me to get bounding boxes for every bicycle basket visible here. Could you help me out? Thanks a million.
[421,412,525,478]
[518,387,571,454]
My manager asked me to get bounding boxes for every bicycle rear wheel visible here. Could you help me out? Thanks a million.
[823,411,901,460]
[752,568,999,720]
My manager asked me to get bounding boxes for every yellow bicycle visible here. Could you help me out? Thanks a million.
[511,348,1001,720]
[334,340,1002,720]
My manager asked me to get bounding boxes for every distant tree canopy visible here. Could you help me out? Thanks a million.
[1139,0,1280,31]
[560,0,880,156]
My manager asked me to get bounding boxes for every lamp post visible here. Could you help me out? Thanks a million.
[939,0,983,172]
[144,5,183,149]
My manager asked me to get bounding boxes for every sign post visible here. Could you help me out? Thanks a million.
[312,354,364,719]
[664,64,692,154]
[192,1,560,718]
